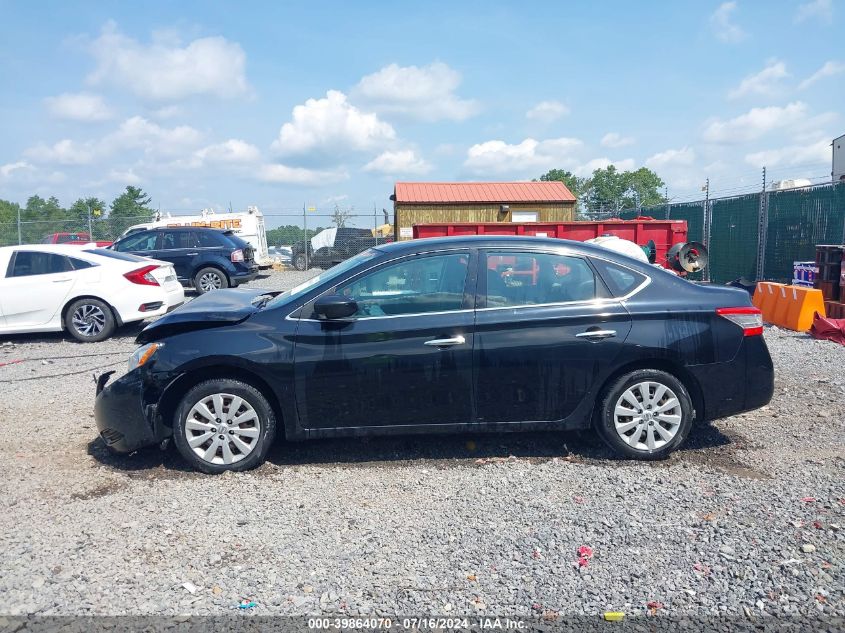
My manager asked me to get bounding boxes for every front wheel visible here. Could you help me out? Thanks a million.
[65,298,116,342]
[595,369,693,460]
[172,379,276,474]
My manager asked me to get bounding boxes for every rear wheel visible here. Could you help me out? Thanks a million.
[194,267,228,294]
[595,369,693,460]
[65,298,116,342]
[293,253,308,271]
[172,379,276,474]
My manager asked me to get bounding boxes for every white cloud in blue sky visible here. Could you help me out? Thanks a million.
[0,1,842,219]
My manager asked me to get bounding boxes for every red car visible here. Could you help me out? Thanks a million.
[42,232,112,247]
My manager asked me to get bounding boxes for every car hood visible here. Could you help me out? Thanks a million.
[137,288,270,343]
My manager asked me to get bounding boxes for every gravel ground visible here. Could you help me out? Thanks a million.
[0,270,843,623]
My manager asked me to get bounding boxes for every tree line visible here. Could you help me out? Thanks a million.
[537,166,667,217]
[0,186,156,246]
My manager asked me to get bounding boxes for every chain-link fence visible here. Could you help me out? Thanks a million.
[640,181,845,284]
[4,185,844,283]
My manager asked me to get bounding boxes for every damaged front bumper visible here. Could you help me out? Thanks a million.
[94,369,168,453]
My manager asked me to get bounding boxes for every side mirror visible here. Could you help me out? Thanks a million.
[313,294,358,320]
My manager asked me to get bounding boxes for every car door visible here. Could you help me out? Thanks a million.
[293,249,477,430]
[0,250,78,327]
[473,248,633,424]
[157,231,199,280]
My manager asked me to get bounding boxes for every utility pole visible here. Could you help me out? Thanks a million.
[756,166,768,280]
[703,178,710,282]
[373,202,378,245]
[303,203,309,270]
[17,205,22,245]
[87,200,93,237]
[664,186,669,219]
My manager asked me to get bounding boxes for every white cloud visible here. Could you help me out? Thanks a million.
[702,102,808,143]
[363,150,432,175]
[525,100,569,123]
[44,92,112,122]
[194,139,260,165]
[728,60,789,99]
[573,157,636,177]
[464,137,583,175]
[257,163,348,185]
[353,62,479,121]
[711,2,746,43]
[744,138,831,167]
[273,90,395,156]
[104,116,203,156]
[86,21,249,101]
[795,0,833,23]
[799,60,845,89]
[107,168,142,185]
[0,161,35,179]
[645,146,696,168]
[24,116,204,166]
[24,139,97,165]
[601,132,635,148]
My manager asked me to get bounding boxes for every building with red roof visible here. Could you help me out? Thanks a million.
[391,181,576,240]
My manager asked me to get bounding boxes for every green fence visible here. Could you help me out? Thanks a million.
[638,182,845,284]
[764,184,845,282]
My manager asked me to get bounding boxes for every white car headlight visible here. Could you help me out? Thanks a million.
[128,342,163,372]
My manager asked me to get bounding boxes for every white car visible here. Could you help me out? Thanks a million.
[0,245,185,342]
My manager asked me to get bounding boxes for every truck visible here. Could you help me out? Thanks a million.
[118,206,272,267]
[41,232,112,247]
[290,227,393,270]
[411,218,707,275]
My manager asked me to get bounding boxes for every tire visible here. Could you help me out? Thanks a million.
[293,253,308,271]
[595,369,693,460]
[172,379,276,474]
[193,267,229,294]
[64,298,116,342]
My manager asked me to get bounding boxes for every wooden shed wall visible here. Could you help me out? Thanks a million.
[395,202,575,240]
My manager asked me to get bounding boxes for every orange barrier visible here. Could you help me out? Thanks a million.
[752,282,784,323]
[758,283,826,331]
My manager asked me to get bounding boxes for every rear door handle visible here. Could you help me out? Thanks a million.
[52,277,73,283]
[575,329,616,340]
[424,335,466,348]
[186,252,199,256]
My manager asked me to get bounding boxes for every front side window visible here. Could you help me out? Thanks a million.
[8,252,72,277]
[484,251,597,307]
[116,231,158,252]
[335,253,469,317]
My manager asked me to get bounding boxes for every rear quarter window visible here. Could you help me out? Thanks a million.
[591,258,648,297]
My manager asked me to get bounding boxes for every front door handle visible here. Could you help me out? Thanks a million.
[424,335,466,348]
[52,277,73,283]
[575,329,616,340]
[186,252,199,256]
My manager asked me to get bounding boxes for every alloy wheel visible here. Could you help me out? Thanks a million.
[199,272,223,292]
[185,393,262,465]
[613,381,683,451]
[71,304,106,337]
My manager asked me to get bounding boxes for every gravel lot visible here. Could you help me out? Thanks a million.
[0,269,843,622]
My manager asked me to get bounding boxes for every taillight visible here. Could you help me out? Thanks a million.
[124,265,160,286]
[231,249,244,262]
[716,307,763,336]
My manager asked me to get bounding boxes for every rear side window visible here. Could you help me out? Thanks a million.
[68,257,96,270]
[88,249,149,263]
[222,232,250,249]
[591,258,648,297]
[483,251,599,307]
[160,231,197,250]
[116,231,158,252]
[7,252,72,277]
[195,231,224,247]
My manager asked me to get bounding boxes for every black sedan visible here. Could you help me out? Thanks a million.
[95,236,774,473]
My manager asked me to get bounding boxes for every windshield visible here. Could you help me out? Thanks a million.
[265,248,380,308]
